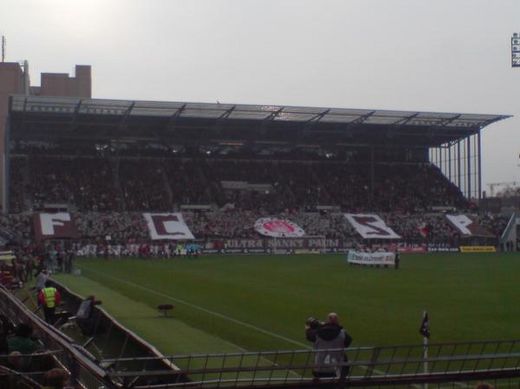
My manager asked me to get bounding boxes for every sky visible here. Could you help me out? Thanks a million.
[1,0,519,191]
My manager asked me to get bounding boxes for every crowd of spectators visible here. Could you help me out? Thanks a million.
[119,159,171,211]
[0,317,71,388]
[0,209,510,249]
[0,213,32,246]
[477,213,510,239]
[73,212,149,242]
[3,153,512,250]
[26,156,120,211]
[9,155,470,214]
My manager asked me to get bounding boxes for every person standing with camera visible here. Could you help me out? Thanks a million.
[305,312,353,382]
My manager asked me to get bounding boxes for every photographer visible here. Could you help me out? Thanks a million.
[305,312,353,380]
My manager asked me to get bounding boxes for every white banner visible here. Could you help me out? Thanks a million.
[347,251,396,266]
[345,214,401,239]
[445,214,493,237]
[254,218,305,238]
[143,213,195,240]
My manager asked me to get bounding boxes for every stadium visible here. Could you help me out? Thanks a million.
[0,91,519,388]
[1,6,520,387]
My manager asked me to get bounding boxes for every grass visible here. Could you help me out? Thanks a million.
[54,252,520,356]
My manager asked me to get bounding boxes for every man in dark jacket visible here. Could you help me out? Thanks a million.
[306,312,353,379]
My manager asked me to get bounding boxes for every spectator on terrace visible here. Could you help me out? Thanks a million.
[76,295,103,336]
[42,367,70,389]
[35,269,49,291]
[7,323,41,355]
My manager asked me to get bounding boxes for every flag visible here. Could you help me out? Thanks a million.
[419,312,430,338]
[418,223,430,238]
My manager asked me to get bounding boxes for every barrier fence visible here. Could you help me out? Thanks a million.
[0,285,114,388]
[101,340,520,388]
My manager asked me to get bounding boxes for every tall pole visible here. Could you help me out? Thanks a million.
[1,36,5,62]
[419,310,430,389]
[423,326,428,389]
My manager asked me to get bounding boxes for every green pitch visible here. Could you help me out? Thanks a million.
[54,253,520,356]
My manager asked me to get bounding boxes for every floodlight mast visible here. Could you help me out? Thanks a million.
[512,33,520,68]
[1,36,5,62]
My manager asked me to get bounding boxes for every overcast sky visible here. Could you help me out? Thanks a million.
[1,0,519,191]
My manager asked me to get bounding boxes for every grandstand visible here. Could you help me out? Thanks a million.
[1,94,519,388]
[0,95,512,251]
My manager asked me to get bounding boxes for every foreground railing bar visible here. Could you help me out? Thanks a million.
[458,343,471,374]
[131,376,324,388]
[281,350,291,384]
[364,346,379,379]
[100,347,345,363]
[199,353,208,388]
[217,352,227,388]
[100,339,520,364]
[299,349,311,381]
[105,348,520,368]
[398,344,413,376]
[251,351,262,387]
[233,352,245,387]
[129,368,520,389]
[429,344,440,377]
[474,341,488,373]
[384,346,397,376]
[266,350,277,384]
[105,352,520,381]
[446,343,457,374]
[502,340,517,371]
[130,378,318,389]
[488,340,503,371]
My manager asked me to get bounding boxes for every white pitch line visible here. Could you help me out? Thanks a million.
[83,268,310,349]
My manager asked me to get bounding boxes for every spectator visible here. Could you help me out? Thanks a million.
[306,312,353,379]
[35,269,49,292]
[7,323,40,355]
[42,367,70,389]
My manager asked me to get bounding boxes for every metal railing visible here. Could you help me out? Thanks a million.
[101,340,520,388]
[0,285,114,388]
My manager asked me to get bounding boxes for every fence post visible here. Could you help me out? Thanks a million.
[365,347,380,379]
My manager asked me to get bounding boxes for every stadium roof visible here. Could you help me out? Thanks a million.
[8,95,511,148]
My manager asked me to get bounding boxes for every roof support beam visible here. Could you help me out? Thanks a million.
[165,104,187,132]
[264,107,284,121]
[217,105,236,120]
[117,102,135,130]
[68,100,84,131]
[393,112,420,126]
[306,109,330,123]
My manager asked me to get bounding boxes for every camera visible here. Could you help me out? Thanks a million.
[306,316,323,329]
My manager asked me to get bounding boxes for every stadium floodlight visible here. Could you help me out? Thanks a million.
[512,33,520,68]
